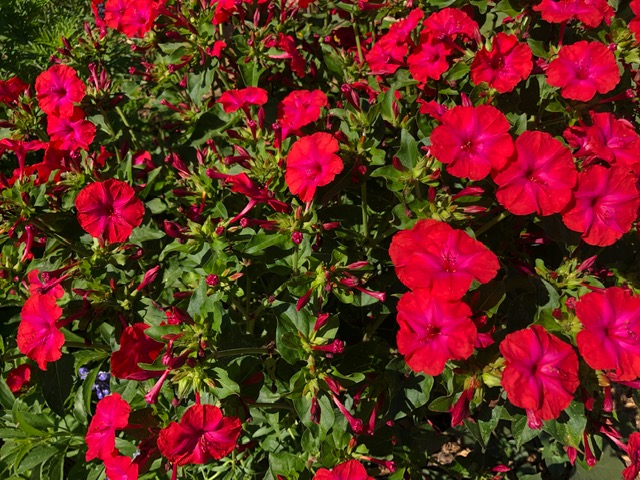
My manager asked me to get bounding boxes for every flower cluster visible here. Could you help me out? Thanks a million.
[2,0,640,478]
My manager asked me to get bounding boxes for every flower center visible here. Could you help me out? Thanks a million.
[490,55,505,70]
[442,249,458,272]
[420,324,441,342]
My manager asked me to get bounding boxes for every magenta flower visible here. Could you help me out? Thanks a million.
[493,130,577,216]
[500,326,579,428]
[35,65,86,118]
[17,294,64,370]
[430,105,514,180]
[575,287,640,381]
[546,41,620,102]
[561,165,640,246]
[396,290,476,376]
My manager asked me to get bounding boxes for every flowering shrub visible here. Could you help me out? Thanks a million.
[3,0,640,479]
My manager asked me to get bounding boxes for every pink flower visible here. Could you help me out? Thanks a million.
[104,455,139,480]
[35,65,86,118]
[546,41,620,102]
[561,165,640,246]
[6,364,31,394]
[119,0,162,38]
[75,179,145,243]
[217,87,268,113]
[285,133,343,203]
[533,0,614,28]
[85,394,131,461]
[575,287,640,380]
[470,33,533,93]
[430,105,514,180]
[157,404,242,465]
[396,290,476,376]
[493,130,577,216]
[389,219,500,300]
[17,294,64,370]
[500,325,579,427]
[623,432,640,480]
[407,35,452,83]
[313,459,374,480]
[111,323,165,381]
[278,89,328,140]
[47,107,96,151]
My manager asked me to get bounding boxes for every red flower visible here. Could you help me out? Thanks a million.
[313,459,374,480]
[565,112,640,170]
[623,432,640,480]
[111,323,165,381]
[0,77,28,105]
[561,165,640,246]
[546,41,620,102]
[35,65,86,118]
[75,179,145,243]
[493,130,577,216]
[631,0,640,44]
[104,455,139,480]
[217,87,268,113]
[47,107,96,151]
[429,105,514,180]
[396,290,476,376]
[389,219,500,300]
[119,0,161,38]
[6,364,31,394]
[157,404,242,465]
[575,288,640,380]
[533,0,614,28]
[470,33,533,93]
[17,294,64,370]
[285,133,343,203]
[407,35,452,83]
[273,33,305,78]
[85,393,131,461]
[278,89,328,140]
[500,325,579,426]
[422,7,479,42]
[105,0,128,30]
[27,269,65,298]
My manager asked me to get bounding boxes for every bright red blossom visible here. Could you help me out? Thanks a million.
[546,41,620,102]
[422,7,478,42]
[493,130,577,216]
[47,107,96,151]
[396,290,476,376]
[35,65,86,118]
[76,179,145,243]
[500,325,579,427]
[285,133,343,203]
[104,455,139,480]
[157,404,242,465]
[561,165,640,246]
[313,459,374,480]
[389,219,500,300]
[111,323,165,381]
[6,364,31,394]
[470,33,533,93]
[575,288,640,381]
[430,105,514,180]
[278,89,328,140]
[407,35,452,83]
[623,432,640,480]
[533,0,614,28]
[17,294,64,370]
[217,87,268,113]
[104,0,162,38]
[85,394,131,461]
[0,77,28,104]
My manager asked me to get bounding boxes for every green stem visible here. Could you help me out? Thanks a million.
[248,402,294,411]
[114,106,139,148]
[215,347,274,359]
[292,244,299,275]
[64,341,110,351]
[361,182,369,236]
[475,211,510,237]
[352,16,364,64]
[29,218,91,257]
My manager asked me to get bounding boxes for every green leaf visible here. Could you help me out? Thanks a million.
[0,376,15,409]
[512,414,540,448]
[242,233,290,255]
[396,129,418,169]
[543,401,587,447]
[269,451,306,478]
[39,353,75,416]
[16,445,57,473]
[144,324,183,342]
[211,367,240,399]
